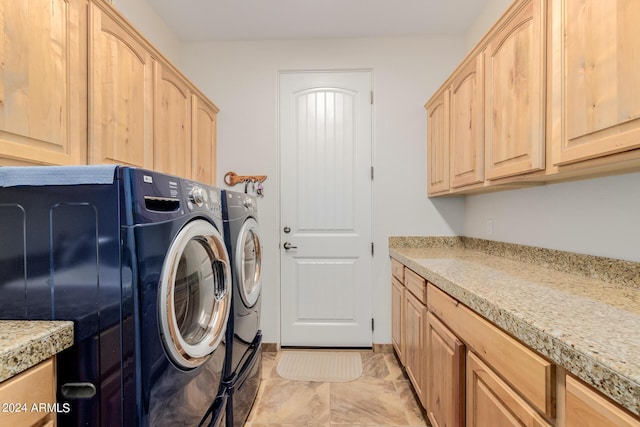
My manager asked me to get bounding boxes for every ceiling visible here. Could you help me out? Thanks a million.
[145,0,488,41]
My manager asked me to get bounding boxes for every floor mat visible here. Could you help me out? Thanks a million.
[276,350,363,382]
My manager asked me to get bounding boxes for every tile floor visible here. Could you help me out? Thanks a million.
[245,350,429,426]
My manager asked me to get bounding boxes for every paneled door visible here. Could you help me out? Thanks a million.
[280,71,373,347]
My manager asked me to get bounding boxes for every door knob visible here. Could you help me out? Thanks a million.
[283,242,297,250]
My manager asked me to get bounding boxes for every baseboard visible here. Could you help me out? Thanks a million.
[372,343,394,353]
[262,342,279,352]
[262,342,392,353]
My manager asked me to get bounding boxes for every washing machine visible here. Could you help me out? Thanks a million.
[221,190,263,427]
[0,165,231,426]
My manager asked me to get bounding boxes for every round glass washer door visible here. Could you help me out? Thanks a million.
[236,217,262,307]
[158,219,231,370]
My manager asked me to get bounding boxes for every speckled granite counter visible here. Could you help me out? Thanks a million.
[0,321,74,383]
[389,236,640,416]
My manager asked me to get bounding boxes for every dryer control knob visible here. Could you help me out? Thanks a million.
[243,198,254,209]
[190,186,208,207]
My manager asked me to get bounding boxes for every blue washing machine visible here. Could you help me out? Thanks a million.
[0,165,231,426]
[221,190,263,427]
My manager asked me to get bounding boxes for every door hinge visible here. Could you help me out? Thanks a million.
[371,318,375,331]
[371,166,374,180]
[371,242,374,256]
[370,91,374,105]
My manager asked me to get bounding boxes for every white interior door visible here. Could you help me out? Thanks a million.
[279,71,373,347]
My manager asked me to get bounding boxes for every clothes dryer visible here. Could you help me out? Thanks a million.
[0,166,231,426]
[221,190,263,427]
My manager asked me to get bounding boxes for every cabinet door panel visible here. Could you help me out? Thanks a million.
[154,62,191,178]
[553,0,640,165]
[0,0,86,165]
[89,3,153,167]
[451,54,484,188]
[467,351,551,427]
[485,0,545,179]
[191,95,217,185]
[405,290,426,405]
[566,376,640,427]
[391,277,405,364]
[426,90,450,195]
[426,312,465,427]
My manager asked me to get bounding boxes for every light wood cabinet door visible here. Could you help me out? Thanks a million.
[0,0,87,166]
[154,61,192,178]
[565,375,640,427]
[405,290,427,407]
[467,351,551,427]
[485,0,545,180]
[89,3,153,168]
[426,89,450,195]
[426,311,465,427]
[391,276,405,364]
[450,53,484,188]
[191,95,218,185]
[550,0,640,166]
[0,358,56,426]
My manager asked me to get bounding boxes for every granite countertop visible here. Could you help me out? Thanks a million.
[0,321,74,383]
[389,236,640,416]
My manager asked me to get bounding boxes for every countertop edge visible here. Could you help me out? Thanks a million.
[389,247,640,417]
[0,321,74,383]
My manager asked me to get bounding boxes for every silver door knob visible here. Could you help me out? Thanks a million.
[283,242,297,250]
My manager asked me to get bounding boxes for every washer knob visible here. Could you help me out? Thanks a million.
[190,186,208,207]
[243,198,253,209]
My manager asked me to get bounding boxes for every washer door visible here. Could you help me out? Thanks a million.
[159,219,231,369]
[236,217,262,307]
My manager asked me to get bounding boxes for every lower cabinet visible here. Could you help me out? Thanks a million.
[0,357,56,426]
[390,260,427,407]
[405,290,427,407]
[565,375,640,427]
[426,312,465,427]
[466,351,551,427]
[391,276,405,364]
[390,258,640,427]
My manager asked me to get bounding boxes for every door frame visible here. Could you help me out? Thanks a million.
[276,68,375,347]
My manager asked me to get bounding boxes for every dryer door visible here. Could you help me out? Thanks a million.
[236,217,262,307]
[159,219,231,369]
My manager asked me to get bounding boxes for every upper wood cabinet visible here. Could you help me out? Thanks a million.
[154,62,192,178]
[191,95,218,185]
[450,53,484,188]
[427,0,640,196]
[484,0,546,180]
[0,0,87,166]
[426,89,450,195]
[550,0,640,166]
[89,2,153,168]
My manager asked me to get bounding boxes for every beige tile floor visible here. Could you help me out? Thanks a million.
[245,350,430,427]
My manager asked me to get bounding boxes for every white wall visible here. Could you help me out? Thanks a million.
[111,0,182,64]
[465,174,640,262]
[178,37,467,344]
[464,0,513,50]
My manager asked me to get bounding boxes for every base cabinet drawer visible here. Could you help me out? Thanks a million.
[0,358,56,427]
[467,351,551,427]
[565,375,640,427]
[428,283,555,418]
